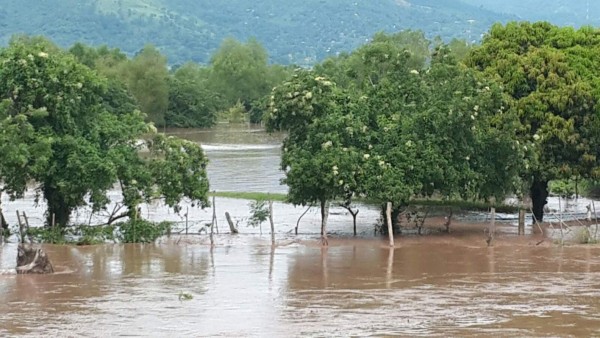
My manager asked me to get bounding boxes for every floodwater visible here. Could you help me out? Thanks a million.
[2,239,600,337]
[1,124,600,337]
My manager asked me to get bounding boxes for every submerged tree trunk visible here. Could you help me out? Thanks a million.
[340,205,359,236]
[386,202,394,247]
[381,205,402,235]
[530,180,549,223]
[0,203,7,232]
[225,212,239,234]
[16,244,54,274]
[320,199,330,246]
[44,185,72,227]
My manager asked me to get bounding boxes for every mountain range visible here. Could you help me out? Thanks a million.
[0,0,597,65]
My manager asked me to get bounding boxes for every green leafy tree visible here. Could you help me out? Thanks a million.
[467,22,600,221]
[124,44,169,126]
[166,73,219,128]
[0,37,210,227]
[208,38,291,123]
[266,71,368,243]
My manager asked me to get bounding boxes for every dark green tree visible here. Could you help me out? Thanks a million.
[467,22,599,221]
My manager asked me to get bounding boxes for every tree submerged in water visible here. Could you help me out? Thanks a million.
[248,199,270,235]
[0,36,210,229]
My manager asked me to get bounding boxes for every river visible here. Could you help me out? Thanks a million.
[1,124,600,337]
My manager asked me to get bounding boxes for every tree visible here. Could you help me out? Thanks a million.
[124,45,169,126]
[467,22,600,221]
[208,38,291,123]
[0,37,210,227]
[270,38,524,240]
[166,66,220,127]
[266,71,367,244]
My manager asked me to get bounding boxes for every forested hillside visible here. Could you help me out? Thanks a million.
[0,0,508,65]
[462,0,600,26]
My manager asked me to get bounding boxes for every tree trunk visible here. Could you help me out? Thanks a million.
[381,205,401,235]
[352,212,358,237]
[225,212,239,234]
[320,199,329,246]
[386,202,394,247]
[44,185,72,227]
[0,209,7,231]
[486,207,496,246]
[0,192,7,231]
[269,201,275,245]
[530,180,549,223]
[340,205,359,236]
[16,244,54,274]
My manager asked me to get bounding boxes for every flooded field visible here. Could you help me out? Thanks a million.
[2,237,600,337]
[1,125,600,336]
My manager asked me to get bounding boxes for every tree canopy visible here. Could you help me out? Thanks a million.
[467,22,600,221]
[267,39,524,238]
[0,37,210,227]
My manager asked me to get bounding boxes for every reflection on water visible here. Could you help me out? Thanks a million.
[2,240,600,336]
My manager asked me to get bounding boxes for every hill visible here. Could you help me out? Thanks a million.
[0,0,509,65]
[0,1,596,65]
[461,0,600,27]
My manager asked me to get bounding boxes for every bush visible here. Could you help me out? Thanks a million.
[26,226,67,244]
[75,224,116,245]
[117,219,172,243]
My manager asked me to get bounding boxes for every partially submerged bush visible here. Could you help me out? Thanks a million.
[117,220,172,243]
[24,221,170,244]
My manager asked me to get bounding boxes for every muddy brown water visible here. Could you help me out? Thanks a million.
[2,125,600,336]
[2,238,600,337]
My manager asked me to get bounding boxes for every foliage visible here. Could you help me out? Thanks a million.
[165,63,220,128]
[146,134,210,212]
[248,199,270,228]
[208,38,292,123]
[268,37,525,234]
[467,22,600,220]
[0,37,211,227]
[548,179,577,198]
[25,227,67,244]
[117,219,172,243]
[123,45,169,126]
[210,191,287,202]
[267,70,368,207]
[75,224,116,245]
[0,0,520,66]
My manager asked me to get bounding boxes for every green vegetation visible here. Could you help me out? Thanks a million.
[24,221,169,244]
[0,0,515,66]
[117,220,172,243]
[68,38,291,128]
[467,22,600,221]
[210,191,287,202]
[248,199,270,234]
[0,37,210,233]
[3,17,600,241]
[267,31,524,238]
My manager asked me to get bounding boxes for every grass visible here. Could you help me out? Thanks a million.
[210,191,287,202]
[209,191,521,213]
